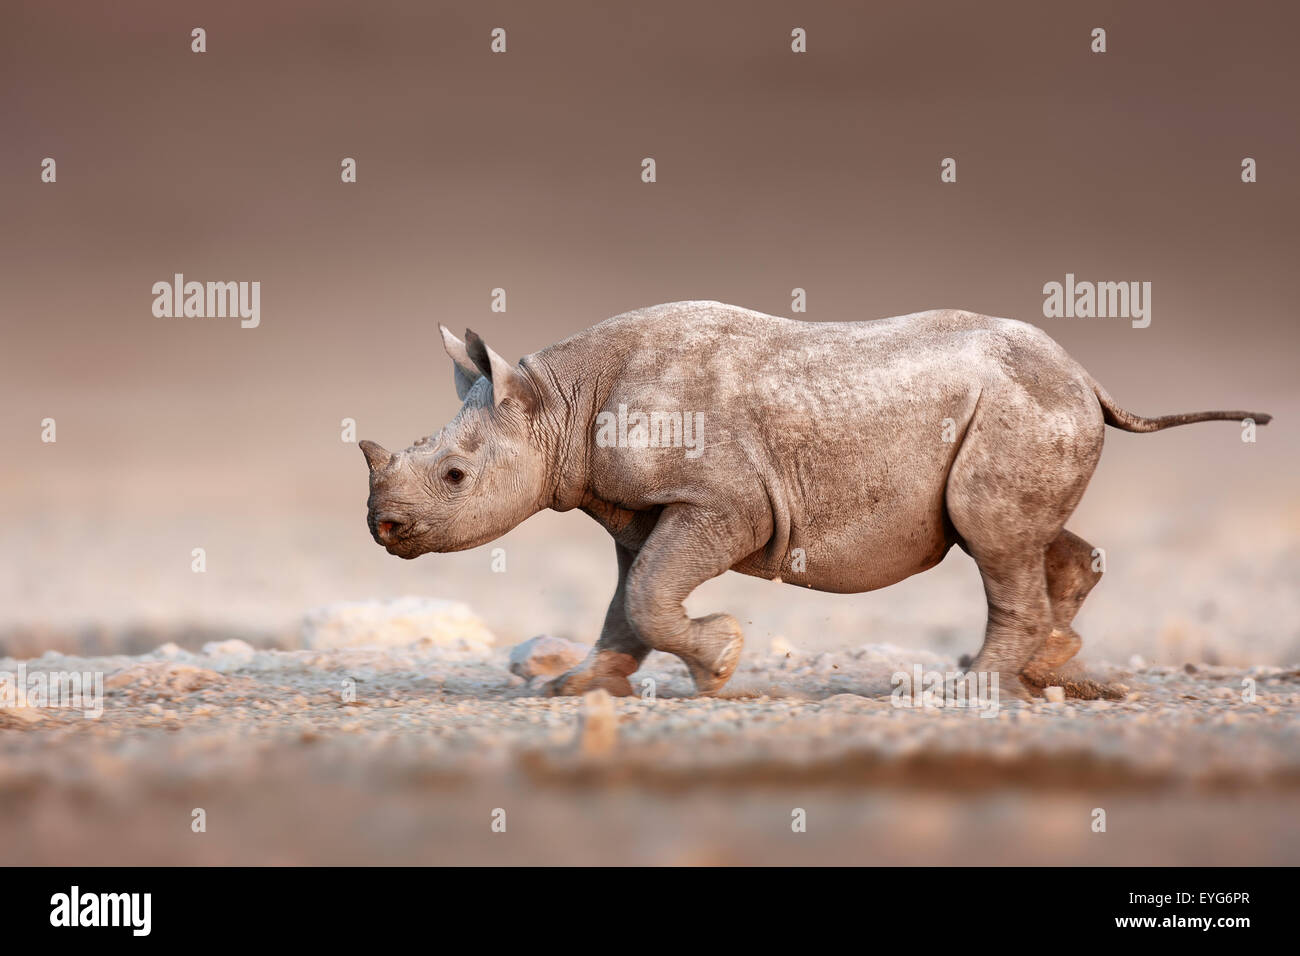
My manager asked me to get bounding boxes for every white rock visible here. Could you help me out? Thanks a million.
[508,635,588,679]
[300,598,494,653]
[770,636,797,657]
[1043,685,1066,703]
[202,639,255,658]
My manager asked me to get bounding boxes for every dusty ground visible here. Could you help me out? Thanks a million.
[2,636,1297,865]
[2,425,1296,865]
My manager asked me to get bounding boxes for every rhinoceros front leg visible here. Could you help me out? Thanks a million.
[544,542,650,697]
[621,504,751,696]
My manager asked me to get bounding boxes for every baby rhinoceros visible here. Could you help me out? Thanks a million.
[359,301,1271,699]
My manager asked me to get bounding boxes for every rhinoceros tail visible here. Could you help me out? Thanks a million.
[1090,377,1272,433]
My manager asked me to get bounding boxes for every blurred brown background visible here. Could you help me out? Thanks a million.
[2,0,1296,661]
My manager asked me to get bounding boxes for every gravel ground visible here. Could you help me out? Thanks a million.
[2,636,1297,865]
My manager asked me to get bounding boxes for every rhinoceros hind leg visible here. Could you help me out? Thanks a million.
[944,391,1104,699]
[1021,529,1102,681]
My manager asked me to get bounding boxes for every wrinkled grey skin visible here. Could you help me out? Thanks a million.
[360,302,1271,698]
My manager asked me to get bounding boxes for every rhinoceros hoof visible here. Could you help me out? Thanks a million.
[542,651,639,698]
[683,614,744,695]
[1024,627,1083,672]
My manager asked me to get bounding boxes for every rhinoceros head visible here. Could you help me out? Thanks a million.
[360,326,549,558]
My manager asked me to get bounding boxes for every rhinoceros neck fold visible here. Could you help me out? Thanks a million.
[520,345,616,513]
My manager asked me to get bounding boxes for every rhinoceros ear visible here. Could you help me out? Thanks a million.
[463,329,535,410]
[440,325,482,401]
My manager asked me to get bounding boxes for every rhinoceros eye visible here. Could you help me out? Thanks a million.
[443,467,465,484]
